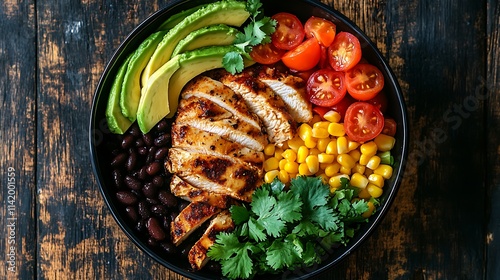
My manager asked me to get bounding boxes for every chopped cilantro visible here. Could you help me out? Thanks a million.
[207,176,376,279]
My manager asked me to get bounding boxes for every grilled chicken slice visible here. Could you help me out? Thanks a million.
[247,65,312,123]
[171,124,264,172]
[166,148,262,202]
[171,201,220,246]
[182,76,263,130]
[188,210,234,270]
[170,175,235,209]
[210,70,296,145]
[175,96,268,151]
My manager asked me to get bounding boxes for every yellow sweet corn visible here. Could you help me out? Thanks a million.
[325,139,338,155]
[337,136,348,154]
[299,162,313,175]
[284,161,299,174]
[374,134,396,152]
[317,138,330,152]
[360,141,378,156]
[296,146,309,163]
[287,137,304,152]
[306,155,320,174]
[324,162,341,177]
[298,123,313,141]
[374,164,393,179]
[312,127,330,138]
[264,170,279,183]
[329,174,349,189]
[362,201,376,218]
[366,155,381,170]
[328,122,345,137]
[264,157,279,172]
[367,183,383,198]
[264,143,275,156]
[368,174,385,188]
[318,153,335,164]
[337,153,356,169]
[350,173,369,188]
[278,170,290,184]
[282,149,297,162]
[352,163,366,175]
[323,110,341,123]
[348,149,361,162]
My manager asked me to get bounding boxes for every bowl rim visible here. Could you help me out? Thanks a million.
[89,0,409,278]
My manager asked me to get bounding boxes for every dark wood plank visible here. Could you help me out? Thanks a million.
[0,0,37,279]
[486,0,500,279]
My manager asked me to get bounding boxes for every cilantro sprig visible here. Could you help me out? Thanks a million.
[222,0,277,74]
[207,176,375,279]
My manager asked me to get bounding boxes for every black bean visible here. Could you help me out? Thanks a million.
[136,166,149,181]
[125,206,139,222]
[154,147,169,160]
[146,197,160,205]
[137,146,148,156]
[146,217,166,241]
[146,147,156,164]
[160,242,176,254]
[124,175,142,191]
[110,153,127,168]
[151,204,168,216]
[135,138,145,147]
[111,169,123,188]
[142,133,153,147]
[135,220,145,232]
[142,182,158,198]
[146,161,161,176]
[126,151,138,172]
[138,200,151,219]
[158,190,178,208]
[128,124,141,136]
[130,189,143,199]
[116,191,138,205]
[162,216,170,230]
[180,247,190,258]
[147,237,158,247]
[155,119,169,132]
[154,133,170,147]
[121,134,135,149]
[152,176,164,187]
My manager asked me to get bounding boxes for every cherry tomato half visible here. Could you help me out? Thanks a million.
[344,102,384,142]
[366,90,388,113]
[312,106,331,118]
[250,43,286,65]
[281,37,321,71]
[328,32,362,72]
[382,118,397,136]
[345,63,385,100]
[304,16,337,47]
[307,69,346,107]
[271,12,305,50]
[331,94,355,121]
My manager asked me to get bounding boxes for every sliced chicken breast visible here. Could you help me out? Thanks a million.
[182,76,263,130]
[188,210,234,270]
[171,201,220,246]
[171,124,264,171]
[166,148,262,202]
[170,175,235,209]
[210,70,296,145]
[175,96,268,151]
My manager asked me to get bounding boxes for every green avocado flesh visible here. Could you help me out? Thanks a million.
[156,5,205,31]
[166,45,255,119]
[106,56,133,134]
[141,0,250,86]
[136,56,181,134]
[119,31,165,121]
[172,24,239,56]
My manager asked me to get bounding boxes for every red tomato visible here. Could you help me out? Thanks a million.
[382,118,397,136]
[366,90,388,113]
[290,67,318,81]
[331,94,355,121]
[307,69,346,107]
[312,106,331,118]
[345,63,385,100]
[281,37,321,71]
[328,32,362,71]
[271,12,305,50]
[250,43,286,64]
[318,45,331,69]
[304,16,337,47]
[344,102,384,142]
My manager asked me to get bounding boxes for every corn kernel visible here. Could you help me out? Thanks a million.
[323,110,341,123]
[264,157,279,171]
[358,188,371,199]
[337,153,356,169]
[312,127,330,138]
[297,146,309,163]
[306,155,320,174]
[352,163,366,175]
[359,153,371,165]
[329,174,349,189]
[366,155,381,170]
[317,173,329,184]
[279,159,288,170]
[278,170,290,183]
[328,122,345,137]
[264,170,279,183]
[324,162,341,177]
[325,139,338,155]
[367,183,383,198]
[279,141,289,150]
[274,148,284,160]
[362,201,376,218]
[318,153,335,164]
[319,162,330,170]
[350,173,369,188]
[289,173,299,180]
[360,141,378,156]
[309,114,323,125]
[368,174,384,188]
[309,148,321,155]
[348,149,361,162]
[313,121,330,130]
[348,140,360,151]
[298,123,313,142]
[264,144,275,156]
[299,162,313,175]
[340,166,351,175]
[317,138,330,152]
[287,137,304,152]
[282,149,297,162]
[374,134,396,152]
[374,164,393,179]
[284,161,299,174]
[304,137,317,148]
[337,136,348,154]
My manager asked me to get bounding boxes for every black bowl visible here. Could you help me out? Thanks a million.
[89,0,409,279]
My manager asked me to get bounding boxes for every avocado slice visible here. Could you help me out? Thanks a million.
[136,56,181,133]
[120,30,165,121]
[172,24,239,56]
[106,56,133,134]
[156,4,205,31]
[141,0,250,86]
[166,45,255,118]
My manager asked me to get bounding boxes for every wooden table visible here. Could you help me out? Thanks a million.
[1,0,499,279]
